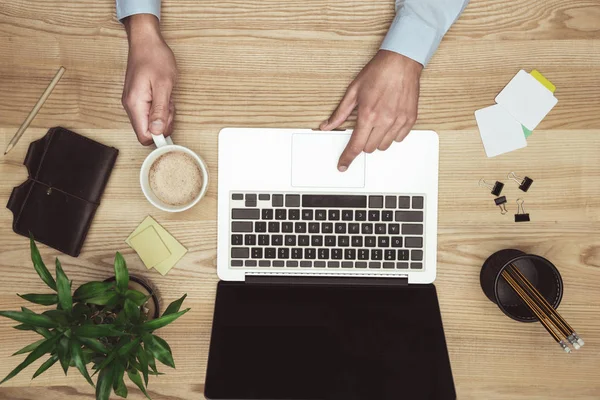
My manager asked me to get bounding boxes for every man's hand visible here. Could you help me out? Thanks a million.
[320,50,423,171]
[122,14,177,145]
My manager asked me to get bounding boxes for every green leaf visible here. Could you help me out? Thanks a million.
[57,336,70,375]
[113,362,128,398]
[78,337,109,354]
[74,324,126,338]
[32,354,59,379]
[127,368,151,400]
[72,303,91,321]
[55,258,72,312]
[124,299,140,322]
[74,282,114,301]
[162,294,187,316]
[92,353,116,377]
[136,345,149,386]
[12,338,46,356]
[125,289,150,307]
[17,293,58,306]
[0,333,61,385]
[85,291,119,306]
[12,324,53,339]
[147,335,175,368]
[114,252,129,294]
[71,339,94,387]
[13,324,33,331]
[142,308,189,332]
[29,235,57,291]
[96,364,114,400]
[117,338,141,358]
[42,310,69,326]
[0,311,57,328]
[146,350,158,374]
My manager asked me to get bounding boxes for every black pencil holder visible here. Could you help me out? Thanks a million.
[480,249,564,322]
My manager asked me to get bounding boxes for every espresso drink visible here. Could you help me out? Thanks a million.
[149,151,203,206]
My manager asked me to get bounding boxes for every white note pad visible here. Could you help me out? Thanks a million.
[495,69,558,131]
[475,104,527,158]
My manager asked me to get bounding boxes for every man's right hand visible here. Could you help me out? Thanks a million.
[122,14,177,145]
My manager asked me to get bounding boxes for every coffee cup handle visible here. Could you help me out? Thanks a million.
[152,134,174,148]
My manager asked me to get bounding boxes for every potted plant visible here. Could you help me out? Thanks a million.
[0,237,189,400]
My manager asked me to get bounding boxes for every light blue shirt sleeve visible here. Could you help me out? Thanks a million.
[116,0,161,20]
[380,0,469,66]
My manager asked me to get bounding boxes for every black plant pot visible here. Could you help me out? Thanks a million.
[104,275,160,320]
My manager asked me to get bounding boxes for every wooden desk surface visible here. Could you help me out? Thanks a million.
[1,0,600,399]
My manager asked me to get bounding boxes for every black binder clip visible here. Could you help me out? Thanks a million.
[508,172,533,192]
[479,178,504,196]
[514,198,530,222]
[494,196,508,215]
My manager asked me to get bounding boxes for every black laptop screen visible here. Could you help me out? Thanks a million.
[205,281,455,400]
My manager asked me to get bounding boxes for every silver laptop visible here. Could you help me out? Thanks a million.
[217,128,439,284]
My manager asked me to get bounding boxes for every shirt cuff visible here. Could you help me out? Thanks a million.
[116,0,161,21]
[380,11,441,67]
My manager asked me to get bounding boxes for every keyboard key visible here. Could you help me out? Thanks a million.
[344,249,356,260]
[371,249,382,260]
[300,261,312,268]
[312,235,323,246]
[286,194,301,207]
[383,262,395,269]
[328,210,340,220]
[231,248,250,258]
[232,222,253,232]
[273,261,284,267]
[348,223,360,234]
[411,262,423,269]
[275,209,287,220]
[258,235,269,246]
[384,249,395,260]
[231,234,243,245]
[365,236,377,247]
[259,194,270,201]
[412,250,424,261]
[389,224,400,234]
[342,261,354,268]
[375,223,386,234]
[405,237,423,248]
[395,211,424,222]
[278,248,290,259]
[378,237,390,248]
[232,193,243,200]
[314,261,326,268]
[315,210,327,220]
[305,248,316,259]
[402,224,424,235]
[303,195,367,208]
[292,248,302,259]
[265,248,276,259]
[259,260,271,267]
[398,196,410,209]
[398,250,410,261]
[328,261,340,268]
[355,210,367,221]
[282,222,293,233]
[356,262,367,269]
[382,211,393,221]
[272,235,283,246]
[412,196,424,209]
[358,249,369,260]
[351,236,363,247]
[369,262,381,269]
[246,193,257,201]
[369,196,383,208]
[385,196,397,209]
[298,235,310,246]
[322,223,333,233]
[255,222,267,233]
[287,260,298,267]
[318,248,330,259]
[231,260,243,267]
[391,237,403,247]
[245,235,256,246]
[308,222,320,233]
[272,194,284,207]
[246,200,257,207]
[338,236,350,247]
[289,209,300,220]
[335,223,347,234]
[368,210,380,221]
[331,249,343,259]
[295,222,307,233]
[285,235,296,246]
[341,210,353,221]
[245,260,257,267]
[251,248,263,259]
[325,236,336,246]
[361,223,373,234]
[268,222,280,233]
[262,209,273,220]
[302,209,314,220]
[397,262,409,269]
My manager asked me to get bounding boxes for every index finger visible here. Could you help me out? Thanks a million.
[337,117,373,172]
[127,96,152,145]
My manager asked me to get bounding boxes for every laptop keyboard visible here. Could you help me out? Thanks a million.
[229,193,425,270]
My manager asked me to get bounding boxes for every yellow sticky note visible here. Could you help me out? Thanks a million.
[531,69,556,93]
[126,216,188,275]
[130,226,171,268]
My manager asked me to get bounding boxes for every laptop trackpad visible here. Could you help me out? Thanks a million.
[291,133,365,188]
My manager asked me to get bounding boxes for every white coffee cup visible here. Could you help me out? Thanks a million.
[140,134,209,212]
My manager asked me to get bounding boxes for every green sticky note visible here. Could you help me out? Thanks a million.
[522,125,533,138]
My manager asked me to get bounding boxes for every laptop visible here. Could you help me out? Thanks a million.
[205,128,455,400]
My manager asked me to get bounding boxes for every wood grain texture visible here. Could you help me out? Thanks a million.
[1,0,599,399]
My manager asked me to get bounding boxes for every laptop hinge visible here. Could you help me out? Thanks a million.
[245,275,409,287]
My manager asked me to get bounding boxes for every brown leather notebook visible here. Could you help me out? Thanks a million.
[7,127,118,257]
